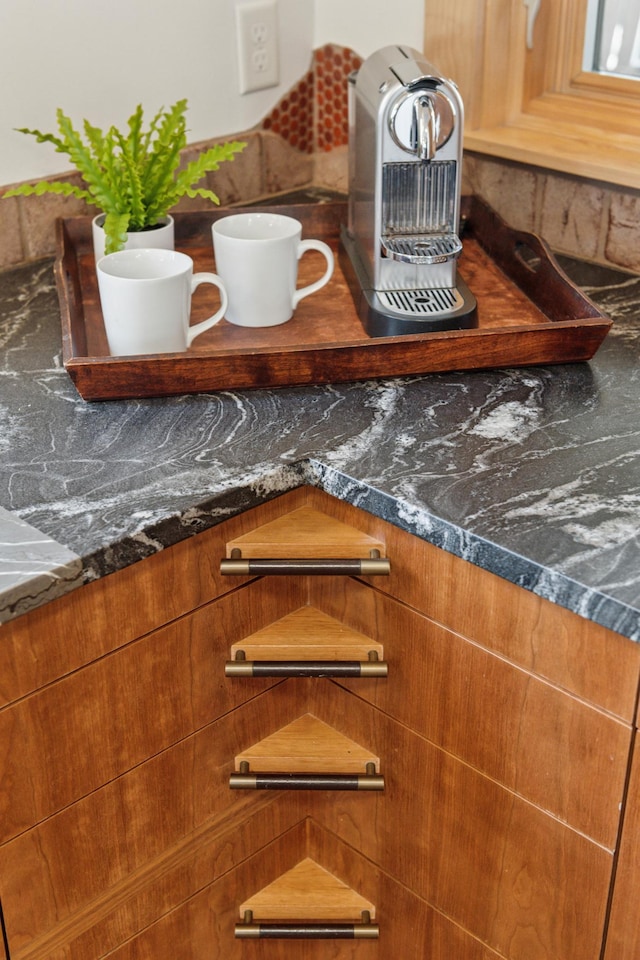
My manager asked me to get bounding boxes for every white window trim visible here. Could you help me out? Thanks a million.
[423,0,640,189]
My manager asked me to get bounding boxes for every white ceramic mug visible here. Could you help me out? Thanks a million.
[211,213,334,327]
[96,248,227,356]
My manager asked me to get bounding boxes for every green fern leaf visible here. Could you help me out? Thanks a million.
[103,211,131,255]
[98,128,128,214]
[154,99,188,153]
[115,132,146,229]
[175,141,246,196]
[141,103,165,156]
[13,125,68,155]
[126,104,144,167]
[141,100,188,208]
[54,110,122,214]
[82,120,106,160]
[182,186,221,204]
[4,179,92,202]
[142,143,186,221]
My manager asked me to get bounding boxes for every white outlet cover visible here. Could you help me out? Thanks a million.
[236,0,280,94]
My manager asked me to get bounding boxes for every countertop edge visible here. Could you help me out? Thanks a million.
[1,460,638,642]
[0,505,84,624]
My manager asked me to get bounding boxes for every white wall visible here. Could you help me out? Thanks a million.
[313,0,424,58]
[0,0,423,186]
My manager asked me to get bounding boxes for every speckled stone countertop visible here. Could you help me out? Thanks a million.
[1,248,639,640]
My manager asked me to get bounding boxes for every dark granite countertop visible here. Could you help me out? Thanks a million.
[1,247,639,641]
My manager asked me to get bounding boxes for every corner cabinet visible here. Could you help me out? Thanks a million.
[1,486,639,960]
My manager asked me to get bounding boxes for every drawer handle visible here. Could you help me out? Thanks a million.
[230,761,384,791]
[225,650,388,678]
[220,550,390,577]
[236,910,379,940]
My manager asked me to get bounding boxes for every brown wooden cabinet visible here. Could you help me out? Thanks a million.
[603,730,640,960]
[0,485,638,960]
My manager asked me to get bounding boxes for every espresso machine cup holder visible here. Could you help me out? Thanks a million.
[382,233,463,264]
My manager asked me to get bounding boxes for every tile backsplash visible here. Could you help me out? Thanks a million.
[461,154,640,274]
[2,43,639,276]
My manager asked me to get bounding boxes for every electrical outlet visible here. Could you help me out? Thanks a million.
[236,0,279,94]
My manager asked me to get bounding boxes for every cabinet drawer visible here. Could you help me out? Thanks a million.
[308,577,631,847]
[218,571,631,847]
[2,800,304,960]
[0,580,315,842]
[255,680,614,960]
[0,687,317,957]
[0,490,326,706]
[283,487,640,720]
[73,815,504,960]
[305,819,504,960]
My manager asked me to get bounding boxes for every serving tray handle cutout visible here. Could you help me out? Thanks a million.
[459,196,604,323]
[55,198,612,402]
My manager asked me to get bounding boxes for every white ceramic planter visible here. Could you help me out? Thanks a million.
[92,214,175,262]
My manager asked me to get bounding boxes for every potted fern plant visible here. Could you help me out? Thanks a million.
[4,99,246,256]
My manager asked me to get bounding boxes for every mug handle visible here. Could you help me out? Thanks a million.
[187,273,228,346]
[292,240,335,308]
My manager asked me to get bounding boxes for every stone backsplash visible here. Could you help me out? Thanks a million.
[1,43,639,276]
[461,153,640,275]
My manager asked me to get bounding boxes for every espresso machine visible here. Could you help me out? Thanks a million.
[341,45,477,336]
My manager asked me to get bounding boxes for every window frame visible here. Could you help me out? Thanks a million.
[423,0,640,189]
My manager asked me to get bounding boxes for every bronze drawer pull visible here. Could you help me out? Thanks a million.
[235,910,379,939]
[225,650,388,678]
[230,761,384,791]
[220,551,390,577]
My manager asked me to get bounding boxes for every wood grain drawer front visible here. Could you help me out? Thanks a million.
[284,681,615,960]
[0,489,351,709]
[67,815,505,960]
[603,736,640,960]
[0,497,285,708]
[0,580,315,842]
[307,576,631,848]
[286,487,640,721]
[0,687,319,957]
[305,819,505,960]
[1,800,304,960]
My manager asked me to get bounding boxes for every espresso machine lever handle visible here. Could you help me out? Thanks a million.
[414,94,437,161]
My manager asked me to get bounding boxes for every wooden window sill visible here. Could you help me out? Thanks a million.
[465,117,640,190]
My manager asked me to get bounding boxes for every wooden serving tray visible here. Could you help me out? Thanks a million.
[55,197,611,401]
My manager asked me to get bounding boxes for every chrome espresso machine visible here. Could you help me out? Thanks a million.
[341,44,477,337]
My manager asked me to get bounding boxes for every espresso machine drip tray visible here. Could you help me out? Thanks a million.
[341,227,478,338]
[382,234,462,264]
[378,286,465,315]
[363,278,478,337]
